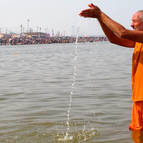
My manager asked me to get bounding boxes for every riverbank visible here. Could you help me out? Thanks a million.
[0,32,108,45]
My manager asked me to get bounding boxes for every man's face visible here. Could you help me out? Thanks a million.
[131,12,143,31]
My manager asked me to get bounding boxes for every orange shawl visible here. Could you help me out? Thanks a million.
[132,42,143,101]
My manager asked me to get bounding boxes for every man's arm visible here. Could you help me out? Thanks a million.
[98,20,135,48]
[79,3,142,47]
[99,12,143,43]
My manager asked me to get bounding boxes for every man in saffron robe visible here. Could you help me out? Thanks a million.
[79,3,143,131]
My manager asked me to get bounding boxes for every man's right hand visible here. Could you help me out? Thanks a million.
[79,3,101,19]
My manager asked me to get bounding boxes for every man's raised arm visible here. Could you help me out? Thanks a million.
[79,3,136,47]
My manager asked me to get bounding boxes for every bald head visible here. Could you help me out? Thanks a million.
[136,10,143,21]
[131,11,143,30]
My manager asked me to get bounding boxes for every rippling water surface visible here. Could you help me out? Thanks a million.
[0,42,134,143]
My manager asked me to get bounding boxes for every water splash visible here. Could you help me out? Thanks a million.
[56,125,98,142]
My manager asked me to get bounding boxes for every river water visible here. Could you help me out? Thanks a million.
[0,42,137,143]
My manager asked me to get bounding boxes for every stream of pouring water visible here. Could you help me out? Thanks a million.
[65,29,79,140]
[57,5,99,141]
[58,29,79,141]
[57,26,98,142]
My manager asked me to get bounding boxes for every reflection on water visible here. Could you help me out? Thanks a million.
[0,43,134,143]
[131,131,143,143]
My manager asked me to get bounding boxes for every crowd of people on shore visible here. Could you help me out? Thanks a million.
[0,32,108,45]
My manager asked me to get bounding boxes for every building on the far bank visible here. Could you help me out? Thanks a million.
[23,32,50,39]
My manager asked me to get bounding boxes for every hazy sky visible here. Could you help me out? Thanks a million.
[0,0,143,36]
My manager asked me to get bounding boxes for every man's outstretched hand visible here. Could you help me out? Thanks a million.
[79,3,101,19]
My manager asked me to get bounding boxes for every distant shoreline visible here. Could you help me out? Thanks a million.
[0,32,108,46]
